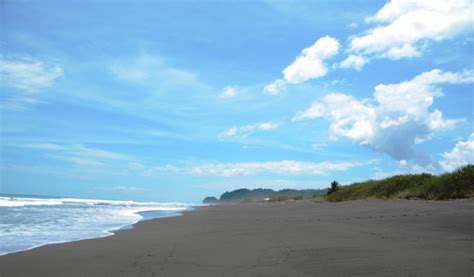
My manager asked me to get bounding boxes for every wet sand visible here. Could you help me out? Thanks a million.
[0,199,472,276]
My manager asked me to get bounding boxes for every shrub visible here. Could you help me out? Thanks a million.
[326,181,340,196]
[325,165,474,201]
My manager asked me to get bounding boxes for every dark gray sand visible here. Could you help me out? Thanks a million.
[1,200,472,276]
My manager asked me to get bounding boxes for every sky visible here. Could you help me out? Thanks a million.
[1,0,473,203]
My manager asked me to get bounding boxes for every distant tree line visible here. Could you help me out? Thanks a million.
[203,188,326,204]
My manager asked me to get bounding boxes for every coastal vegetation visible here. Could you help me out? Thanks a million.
[203,165,474,204]
[326,165,474,201]
[326,181,340,196]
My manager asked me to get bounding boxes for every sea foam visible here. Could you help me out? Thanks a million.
[0,195,190,255]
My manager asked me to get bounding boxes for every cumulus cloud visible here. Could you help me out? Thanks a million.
[373,69,473,121]
[293,93,376,143]
[439,134,474,172]
[220,122,279,138]
[339,55,367,71]
[283,36,340,83]
[348,0,473,61]
[293,69,473,164]
[264,36,340,94]
[0,58,63,92]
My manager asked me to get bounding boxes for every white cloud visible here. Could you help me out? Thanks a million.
[196,178,325,191]
[264,36,340,94]
[283,36,340,84]
[439,134,474,172]
[339,55,367,71]
[0,58,63,92]
[379,115,409,128]
[220,86,237,98]
[263,79,286,95]
[220,122,279,138]
[10,142,363,179]
[384,43,421,59]
[191,160,359,177]
[373,69,474,120]
[293,69,473,163]
[426,109,462,131]
[292,101,326,121]
[293,94,375,143]
[349,0,473,61]
[133,160,363,178]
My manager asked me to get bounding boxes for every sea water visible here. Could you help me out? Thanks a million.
[0,194,190,255]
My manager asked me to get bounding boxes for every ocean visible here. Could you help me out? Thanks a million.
[0,194,190,255]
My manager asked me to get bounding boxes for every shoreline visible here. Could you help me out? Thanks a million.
[1,199,472,276]
[0,207,192,257]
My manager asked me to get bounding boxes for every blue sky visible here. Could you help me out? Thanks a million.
[1,0,473,203]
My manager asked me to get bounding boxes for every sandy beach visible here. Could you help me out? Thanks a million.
[0,199,472,276]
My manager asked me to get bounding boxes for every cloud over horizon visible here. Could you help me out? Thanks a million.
[293,69,474,166]
[440,134,474,172]
[152,160,363,177]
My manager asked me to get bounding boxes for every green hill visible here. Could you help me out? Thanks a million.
[326,165,474,202]
[202,188,326,204]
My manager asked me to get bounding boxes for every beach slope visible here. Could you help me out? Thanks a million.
[0,200,472,276]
